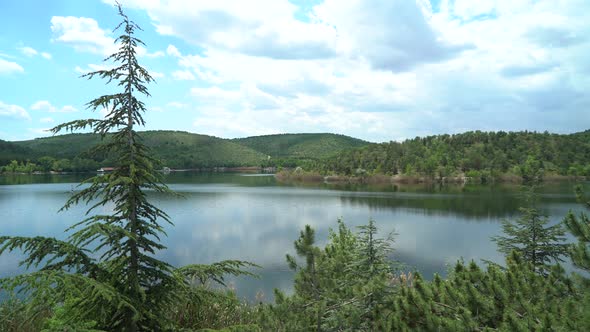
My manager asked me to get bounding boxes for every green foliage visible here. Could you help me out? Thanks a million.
[519,155,544,183]
[388,253,585,331]
[312,130,590,180]
[140,131,266,168]
[4,129,590,177]
[0,139,35,165]
[260,220,400,331]
[193,325,261,332]
[0,297,48,332]
[256,218,589,331]
[564,185,590,285]
[170,260,260,331]
[4,131,368,171]
[491,190,568,274]
[234,133,369,167]
[1,160,38,173]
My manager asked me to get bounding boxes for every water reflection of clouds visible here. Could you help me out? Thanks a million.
[152,186,510,299]
[1,177,588,301]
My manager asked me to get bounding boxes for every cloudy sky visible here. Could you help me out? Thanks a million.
[0,0,589,142]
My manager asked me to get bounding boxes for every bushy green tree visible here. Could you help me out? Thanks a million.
[491,190,567,274]
[261,220,399,332]
[564,185,590,285]
[37,156,56,172]
[346,220,396,330]
[388,253,583,331]
[285,225,326,331]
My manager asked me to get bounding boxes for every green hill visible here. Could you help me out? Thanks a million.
[9,130,587,179]
[2,131,370,171]
[10,131,268,169]
[13,133,103,160]
[137,131,267,168]
[233,133,370,160]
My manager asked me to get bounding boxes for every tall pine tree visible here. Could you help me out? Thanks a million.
[0,4,254,331]
[1,4,174,330]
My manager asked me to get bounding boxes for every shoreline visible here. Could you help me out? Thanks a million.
[0,166,278,176]
[1,169,587,185]
[274,170,588,185]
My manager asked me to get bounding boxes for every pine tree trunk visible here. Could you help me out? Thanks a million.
[125,41,139,332]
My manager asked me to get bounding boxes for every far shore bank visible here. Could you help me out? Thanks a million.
[0,166,277,176]
[2,168,587,186]
[274,170,588,185]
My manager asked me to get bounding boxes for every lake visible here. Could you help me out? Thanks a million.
[0,173,587,302]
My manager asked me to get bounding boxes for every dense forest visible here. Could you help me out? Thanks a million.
[305,130,590,182]
[0,131,367,172]
[0,131,265,171]
[3,130,590,183]
[1,5,590,331]
[234,133,369,167]
[0,139,35,166]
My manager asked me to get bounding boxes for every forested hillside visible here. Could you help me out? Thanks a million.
[132,131,267,168]
[1,131,267,171]
[0,139,34,165]
[234,133,369,165]
[2,130,590,178]
[0,131,369,172]
[310,130,590,181]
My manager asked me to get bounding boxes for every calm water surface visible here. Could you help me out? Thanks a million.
[0,173,587,301]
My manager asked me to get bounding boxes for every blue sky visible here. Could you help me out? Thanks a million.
[1,0,589,142]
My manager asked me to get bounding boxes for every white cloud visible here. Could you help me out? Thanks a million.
[171,70,195,80]
[31,101,55,112]
[166,44,181,57]
[452,0,496,20]
[0,58,24,75]
[145,50,165,58]
[60,105,78,113]
[0,101,30,120]
[150,70,165,79]
[51,16,116,55]
[314,0,472,71]
[40,117,54,123]
[105,0,590,140]
[31,100,78,113]
[50,16,166,59]
[110,0,337,60]
[19,46,38,57]
[15,47,52,60]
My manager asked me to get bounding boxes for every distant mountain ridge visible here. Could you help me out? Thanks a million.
[2,130,589,177]
[233,133,370,159]
[1,131,369,169]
